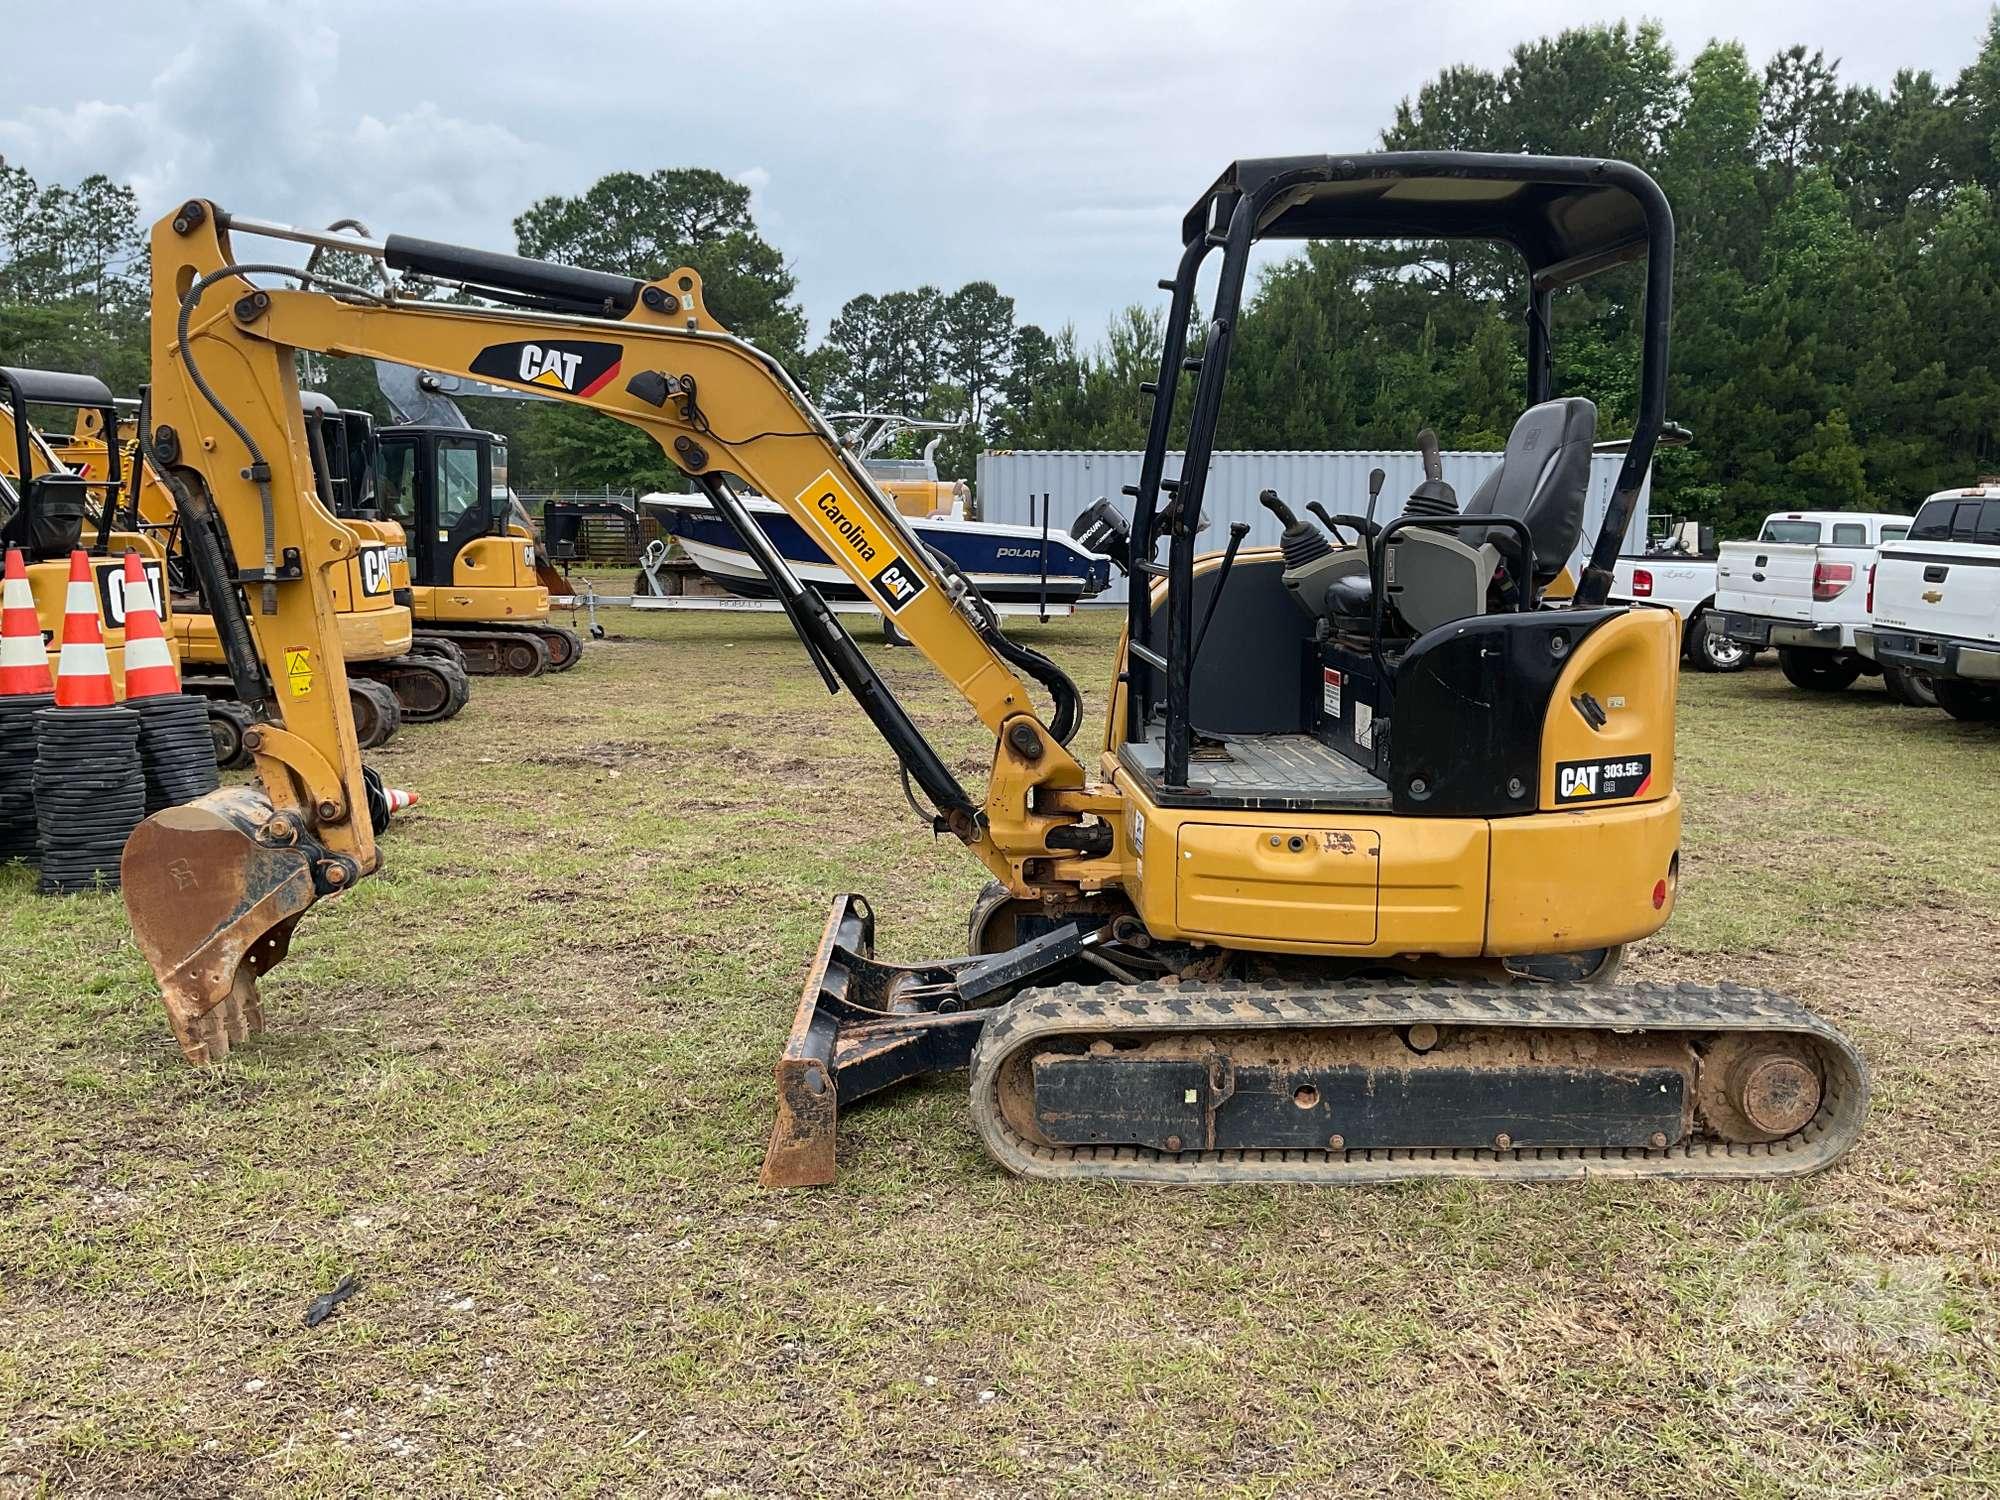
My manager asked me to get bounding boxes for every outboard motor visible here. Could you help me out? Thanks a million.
[1071,497,1132,575]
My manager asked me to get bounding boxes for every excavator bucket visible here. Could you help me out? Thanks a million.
[121,786,321,1064]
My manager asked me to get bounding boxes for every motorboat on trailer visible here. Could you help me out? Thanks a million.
[641,414,1114,608]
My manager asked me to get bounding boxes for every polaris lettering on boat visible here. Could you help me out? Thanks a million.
[468,339,623,398]
[357,545,393,597]
[1555,754,1653,803]
[798,470,929,613]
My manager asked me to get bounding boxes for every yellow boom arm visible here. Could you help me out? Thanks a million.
[126,201,1111,1062]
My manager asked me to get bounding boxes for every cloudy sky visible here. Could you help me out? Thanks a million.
[2,1,1991,343]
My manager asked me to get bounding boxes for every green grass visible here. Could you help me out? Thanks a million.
[2,609,1997,1497]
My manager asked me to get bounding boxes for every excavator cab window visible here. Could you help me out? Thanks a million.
[374,425,503,584]
[375,436,418,529]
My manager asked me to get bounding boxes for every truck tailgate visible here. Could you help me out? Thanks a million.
[1715,542,1816,621]
[1873,544,1999,643]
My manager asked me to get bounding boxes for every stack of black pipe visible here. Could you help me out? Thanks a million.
[0,691,48,863]
[33,704,145,893]
[133,694,219,813]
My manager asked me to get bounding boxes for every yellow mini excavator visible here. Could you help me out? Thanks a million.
[121,156,1868,1187]
[0,368,183,702]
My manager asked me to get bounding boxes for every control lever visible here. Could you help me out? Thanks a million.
[1297,472,1391,547]
[1192,522,1252,666]
[1406,430,1458,519]
[1258,489,1331,567]
[1306,502,1354,545]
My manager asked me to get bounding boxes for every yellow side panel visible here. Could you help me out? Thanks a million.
[1487,792,1681,952]
[1129,789,1490,957]
[453,536,537,592]
[1178,823,1382,944]
[336,604,411,661]
[1540,607,1679,810]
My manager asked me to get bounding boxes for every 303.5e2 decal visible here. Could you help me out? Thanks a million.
[469,339,623,398]
[1555,753,1653,804]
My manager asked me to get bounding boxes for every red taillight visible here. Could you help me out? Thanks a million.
[1866,562,1877,613]
[1631,568,1654,598]
[1812,561,1855,601]
[1652,879,1668,910]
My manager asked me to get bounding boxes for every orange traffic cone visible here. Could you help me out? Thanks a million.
[0,548,54,697]
[383,787,418,816]
[53,550,115,708]
[118,553,180,700]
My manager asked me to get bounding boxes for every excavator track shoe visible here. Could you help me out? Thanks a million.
[121,786,322,1064]
[361,654,472,723]
[535,625,584,672]
[968,979,1868,1185]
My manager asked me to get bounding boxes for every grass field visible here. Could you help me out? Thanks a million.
[3,605,1998,1497]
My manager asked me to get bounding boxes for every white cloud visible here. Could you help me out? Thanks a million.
[2,0,1994,341]
[0,0,546,250]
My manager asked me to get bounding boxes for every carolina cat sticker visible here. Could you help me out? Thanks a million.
[794,469,929,613]
[1556,754,1653,803]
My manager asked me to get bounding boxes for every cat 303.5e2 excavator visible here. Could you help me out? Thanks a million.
[122,154,1868,1188]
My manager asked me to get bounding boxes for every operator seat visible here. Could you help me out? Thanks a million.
[1325,397,1597,634]
[1458,395,1597,587]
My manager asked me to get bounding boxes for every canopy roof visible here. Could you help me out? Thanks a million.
[0,366,115,409]
[1186,153,1667,288]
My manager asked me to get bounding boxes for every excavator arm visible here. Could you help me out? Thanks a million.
[125,201,1115,1065]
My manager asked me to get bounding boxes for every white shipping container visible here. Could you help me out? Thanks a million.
[975,449,1651,605]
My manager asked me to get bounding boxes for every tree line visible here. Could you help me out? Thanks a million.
[4,13,1999,534]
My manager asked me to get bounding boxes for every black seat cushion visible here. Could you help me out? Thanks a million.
[1460,397,1597,583]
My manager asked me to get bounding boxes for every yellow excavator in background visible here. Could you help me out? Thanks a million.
[122,157,1868,1187]
[55,397,470,753]
[0,368,185,708]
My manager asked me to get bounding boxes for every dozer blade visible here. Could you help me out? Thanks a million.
[760,893,1081,1188]
[121,786,322,1065]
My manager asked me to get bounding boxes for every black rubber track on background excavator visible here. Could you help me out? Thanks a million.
[415,624,576,677]
[183,675,400,762]
[354,652,472,723]
[967,979,1869,1184]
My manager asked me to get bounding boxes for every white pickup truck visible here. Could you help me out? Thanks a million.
[1609,518,1747,672]
[1716,510,1913,693]
[1857,488,2000,721]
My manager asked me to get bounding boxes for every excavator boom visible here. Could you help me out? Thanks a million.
[123,200,1101,1065]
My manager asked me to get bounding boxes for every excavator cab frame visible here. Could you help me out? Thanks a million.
[372,422,511,587]
[1,367,129,561]
[1124,153,1674,790]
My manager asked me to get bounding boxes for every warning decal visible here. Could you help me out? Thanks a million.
[1321,667,1343,720]
[285,647,314,699]
[1555,753,1652,804]
[794,468,929,613]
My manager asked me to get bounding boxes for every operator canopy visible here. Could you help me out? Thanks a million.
[1187,152,1663,285]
